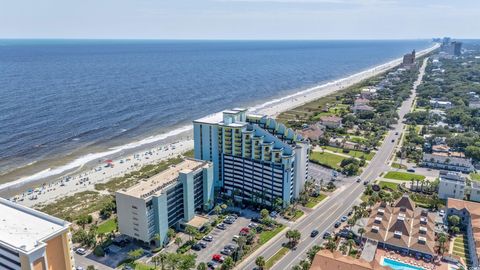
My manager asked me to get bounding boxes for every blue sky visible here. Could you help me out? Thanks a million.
[1,0,478,39]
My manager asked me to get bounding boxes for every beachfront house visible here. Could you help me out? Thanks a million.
[319,115,343,129]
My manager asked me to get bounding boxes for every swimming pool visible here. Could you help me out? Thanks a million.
[381,258,424,270]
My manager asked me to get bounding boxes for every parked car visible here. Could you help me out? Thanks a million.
[207,261,219,269]
[225,244,237,251]
[395,132,399,135]
[192,244,202,251]
[363,180,369,185]
[203,235,213,242]
[224,218,233,224]
[310,229,319,237]
[248,222,258,228]
[334,221,341,228]
[340,216,348,222]
[217,223,227,230]
[323,232,331,239]
[407,168,416,173]
[199,241,207,248]
[439,210,445,217]
[76,248,86,255]
[391,139,395,143]
[76,267,84,270]
[123,266,133,270]
[270,211,278,218]
[232,235,240,242]
[356,178,361,183]
[347,210,353,216]
[212,254,225,262]
[221,248,233,256]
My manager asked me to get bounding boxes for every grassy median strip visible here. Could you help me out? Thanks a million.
[259,225,285,245]
[265,247,290,269]
[384,171,425,181]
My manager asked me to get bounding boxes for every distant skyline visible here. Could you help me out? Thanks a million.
[1,0,479,39]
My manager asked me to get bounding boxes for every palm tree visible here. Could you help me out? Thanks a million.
[174,237,183,248]
[358,228,366,241]
[157,253,167,270]
[325,237,336,252]
[185,226,197,241]
[437,233,447,255]
[347,239,355,253]
[255,256,266,270]
[339,244,348,255]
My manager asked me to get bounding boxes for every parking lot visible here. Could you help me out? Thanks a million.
[191,215,251,265]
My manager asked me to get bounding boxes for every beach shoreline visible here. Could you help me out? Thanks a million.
[0,44,439,207]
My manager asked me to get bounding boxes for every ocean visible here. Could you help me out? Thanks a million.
[0,39,432,185]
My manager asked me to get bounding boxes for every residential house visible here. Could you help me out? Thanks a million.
[361,87,378,99]
[446,199,480,268]
[297,123,325,142]
[319,116,343,129]
[438,170,466,200]
[422,153,474,173]
[429,99,453,109]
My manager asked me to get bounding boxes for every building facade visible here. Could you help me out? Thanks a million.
[116,159,213,246]
[422,154,474,173]
[438,170,466,200]
[0,198,75,270]
[193,108,309,207]
[470,182,480,202]
[447,199,480,268]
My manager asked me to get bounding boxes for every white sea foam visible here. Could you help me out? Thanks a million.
[0,125,193,191]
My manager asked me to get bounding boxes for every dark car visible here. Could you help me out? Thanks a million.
[334,221,341,228]
[323,232,331,239]
[391,139,395,143]
[356,178,361,183]
[347,210,353,216]
[407,168,416,173]
[310,229,319,237]
[363,180,369,185]
[192,244,202,251]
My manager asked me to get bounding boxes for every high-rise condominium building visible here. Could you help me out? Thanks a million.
[0,198,75,270]
[193,108,309,207]
[116,158,213,246]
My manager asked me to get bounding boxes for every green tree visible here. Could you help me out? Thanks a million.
[221,256,234,270]
[260,209,269,219]
[128,248,144,260]
[255,256,266,270]
[214,205,222,215]
[178,254,197,270]
[87,266,95,270]
[197,262,207,270]
[185,226,197,241]
[448,215,460,228]
[175,237,183,248]
[437,233,447,254]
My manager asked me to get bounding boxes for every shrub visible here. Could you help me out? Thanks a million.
[93,246,105,257]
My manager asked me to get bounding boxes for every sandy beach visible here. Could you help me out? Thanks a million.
[2,44,438,208]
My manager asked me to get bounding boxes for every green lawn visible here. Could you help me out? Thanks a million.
[323,146,375,160]
[384,171,425,181]
[349,135,368,144]
[259,225,285,245]
[309,151,347,169]
[97,218,117,234]
[453,235,470,266]
[265,247,290,269]
[305,194,327,208]
[391,163,407,170]
[470,173,480,182]
[378,181,399,191]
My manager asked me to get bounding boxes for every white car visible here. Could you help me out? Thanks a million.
[75,248,86,255]
[439,210,445,217]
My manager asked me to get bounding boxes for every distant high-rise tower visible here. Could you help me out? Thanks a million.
[402,49,416,66]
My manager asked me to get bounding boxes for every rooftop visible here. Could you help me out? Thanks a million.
[118,159,208,199]
[0,198,70,254]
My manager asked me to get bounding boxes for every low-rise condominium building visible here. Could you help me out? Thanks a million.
[193,108,309,207]
[116,158,213,246]
[422,153,474,173]
[0,197,75,270]
[438,170,466,200]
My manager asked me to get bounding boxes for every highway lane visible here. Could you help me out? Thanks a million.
[239,58,428,270]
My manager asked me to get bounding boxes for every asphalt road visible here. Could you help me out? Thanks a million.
[239,58,428,270]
